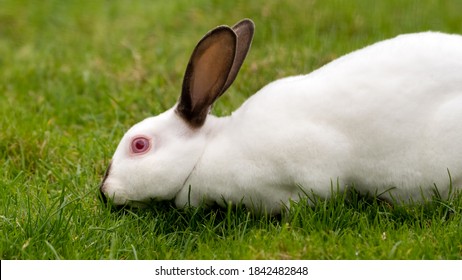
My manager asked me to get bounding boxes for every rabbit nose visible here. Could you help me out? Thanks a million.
[99,180,109,204]
[99,162,112,204]
[99,186,108,204]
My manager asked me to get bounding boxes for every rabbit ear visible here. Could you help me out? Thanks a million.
[221,19,255,94]
[177,26,237,127]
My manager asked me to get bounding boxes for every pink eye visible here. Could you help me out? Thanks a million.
[130,137,151,154]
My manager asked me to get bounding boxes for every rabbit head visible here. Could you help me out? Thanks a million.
[100,19,255,206]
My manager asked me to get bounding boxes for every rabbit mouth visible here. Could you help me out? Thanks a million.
[100,194,176,211]
[99,161,177,209]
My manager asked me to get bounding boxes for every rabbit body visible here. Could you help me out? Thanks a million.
[101,21,462,214]
[175,32,462,212]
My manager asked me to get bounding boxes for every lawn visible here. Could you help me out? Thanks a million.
[1,0,461,260]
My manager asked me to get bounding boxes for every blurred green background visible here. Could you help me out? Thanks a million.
[1,0,461,259]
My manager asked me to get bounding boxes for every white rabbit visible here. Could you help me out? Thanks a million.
[100,19,462,214]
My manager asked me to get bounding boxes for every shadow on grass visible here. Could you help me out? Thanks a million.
[97,185,462,238]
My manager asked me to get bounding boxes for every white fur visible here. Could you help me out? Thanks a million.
[102,31,462,213]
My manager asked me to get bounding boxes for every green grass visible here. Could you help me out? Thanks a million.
[1,0,462,260]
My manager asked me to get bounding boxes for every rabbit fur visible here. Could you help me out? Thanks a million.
[100,19,462,214]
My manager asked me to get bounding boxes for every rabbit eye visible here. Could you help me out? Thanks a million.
[131,137,151,154]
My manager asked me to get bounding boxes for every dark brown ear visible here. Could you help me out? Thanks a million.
[176,26,237,127]
[220,19,255,94]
